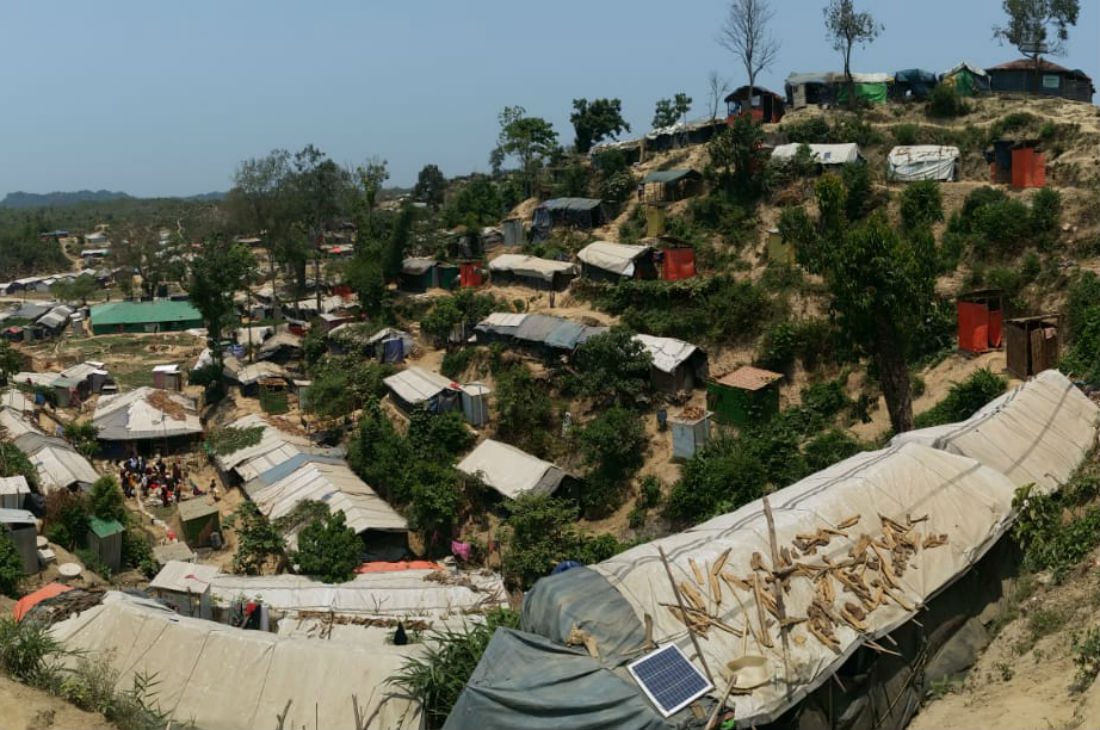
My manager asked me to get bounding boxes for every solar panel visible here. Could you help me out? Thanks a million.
[628,643,713,717]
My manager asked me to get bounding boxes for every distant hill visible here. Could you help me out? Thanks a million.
[0,189,132,208]
[0,189,228,208]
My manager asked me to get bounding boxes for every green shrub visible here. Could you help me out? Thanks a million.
[43,490,90,551]
[899,180,944,231]
[913,369,1007,428]
[577,407,647,518]
[639,475,663,508]
[1030,187,1062,239]
[441,348,475,379]
[207,425,264,455]
[494,365,554,458]
[0,532,23,598]
[927,85,969,118]
[573,328,652,408]
[803,429,864,472]
[893,124,919,145]
[393,608,521,727]
[784,116,831,144]
[1062,273,1100,384]
[292,511,363,583]
[0,616,66,685]
[665,437,767,524]
[1071,627,1100,692]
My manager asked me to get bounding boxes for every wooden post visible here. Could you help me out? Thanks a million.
[762,496,793,700]
[658,546,716,687]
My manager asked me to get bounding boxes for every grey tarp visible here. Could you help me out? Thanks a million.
[513,314,566,345]
[444,628,671,730]
[544,320,589,350]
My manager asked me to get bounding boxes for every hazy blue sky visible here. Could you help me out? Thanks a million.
[3,0,1097,197]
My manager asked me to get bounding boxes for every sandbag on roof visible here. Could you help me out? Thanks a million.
[51,592,422,730]
[467,443,1023,728]
[577,241,652,277]
[771,143,863,165]
[887,145,960,181]
[893,369,1098,494]
[489,254,576,282]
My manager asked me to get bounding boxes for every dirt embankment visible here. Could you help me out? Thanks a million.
[0,675,115,730]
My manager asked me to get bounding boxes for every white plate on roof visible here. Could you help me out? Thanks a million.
[58,562,82,578]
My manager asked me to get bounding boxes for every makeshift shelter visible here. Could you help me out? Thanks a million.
[0,475,30,510]
[724,85,785,122]
[148,560,220,616]
[93,387,202,450]
[35,305,72,336]
[151,364,183,391]
[447,440,1041,730]
[13,583,72,621]
[772,142,863,168]
[502,218,525,246]
[893,369,1098,494]
[457,439,568,500]
[886,145,960,182]
[256,331,303,365]
[940,62,990,96]
[577,241,656,281]
[51,592,424,730]
[668,408,711,460]
[384,366,460,414]
[1004,140,1046,189]
[641,169,703,203]
[784,72,834,108]
[224,359,291,395]
[87,517,124,573]
[2,412,98,494]
[89,300,202,335]
[207,568,506,623]
[474,313,529,343]
[532,198,606,237]
[458,261,484,288]
[488,254,577,291]
[835,72,891,105]
[0,508,38,574]
[399,256,437,291]
[987,59,1095,103]
[460,383,491,427]
[152,542,195,567]
[1004,315,1061,379]
[634,334,707,392]
[708,366,782,427]
[365,327,416,363]
[245,459,408,557]
[177,499,221,548]
[58,361,113,395]
[892,69,939,100]
[957,290,1004,353]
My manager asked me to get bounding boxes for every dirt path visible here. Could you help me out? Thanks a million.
[908,560,1100,730]
[0,676,115,730]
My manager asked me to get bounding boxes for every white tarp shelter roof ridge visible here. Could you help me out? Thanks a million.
[577,241,652,277]
[771,143,863,165]
[633,334,699,374]
[50,592,423,730]
[488,254,577,282]
[384,366,455,405]
[886,145,961,182]
[92,387,202,440]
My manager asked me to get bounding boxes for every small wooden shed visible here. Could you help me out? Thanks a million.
[1005,315,1061,379]
[957,290,1004,354]
[87,517,124,574]
[152,364,184,391]
[178,499,221,548]
[708,366,783,428]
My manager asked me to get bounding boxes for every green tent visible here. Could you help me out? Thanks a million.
[836,82,888,105]
[941,63,991,97]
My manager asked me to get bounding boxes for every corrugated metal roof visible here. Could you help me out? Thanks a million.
[93,387,202,441]
[90,300,201,327]
[513,314,567,344]
[538,197,603,212]
[715,366,783,391]
[89,516,124,538]
[384,367,455,405]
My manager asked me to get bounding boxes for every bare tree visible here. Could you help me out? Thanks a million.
[718,0,781,94]
[706,71,731,120]
[823,0,883,101]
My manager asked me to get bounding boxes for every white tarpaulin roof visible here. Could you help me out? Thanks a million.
[633,334,699,374]
[384,366,455,405]
[488,254,576,283]
[886,145,960,182]
[892,370,1098,494]
[457,439,567,499]
[93,387,202,441]
[51,592,422,730]
[0,389,33,412]
[771,143,863,165]
[148,560,220,594]
[589,443,1021,725]
[249,460,407,536]
[577,241,652,277]
[3,410,98,493]
[208,568,506,620]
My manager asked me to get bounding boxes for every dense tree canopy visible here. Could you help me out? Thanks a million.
[570,98,630,154]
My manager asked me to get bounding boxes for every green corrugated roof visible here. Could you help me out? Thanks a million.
[91,300,202,327]
[89,516,124,538]
[643,169,700,184]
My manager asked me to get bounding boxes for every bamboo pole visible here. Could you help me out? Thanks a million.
[762,496,793,701]
[658,546,716,687]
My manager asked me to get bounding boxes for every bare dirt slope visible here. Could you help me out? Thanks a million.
[908,559,1100,730]
[0,676,115,730]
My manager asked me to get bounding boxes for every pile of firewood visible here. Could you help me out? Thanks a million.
[667,513,950,655]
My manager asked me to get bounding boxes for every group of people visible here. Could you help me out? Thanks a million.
[118,454,216,507]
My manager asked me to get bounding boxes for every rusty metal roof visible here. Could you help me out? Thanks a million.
[715,366,783,391]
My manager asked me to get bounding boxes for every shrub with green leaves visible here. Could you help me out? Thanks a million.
[89,475,127,523]
[231,501,285,575]
[573,328,652,408]
[0,531,24,598]
[43,490,90,551]
[0,616,66,685]
[393,608,520,727]
[292,510,362,583]
[927,84,969,118]
[207,425,264,456]
[576,407,647,518]
[493,365,554,458]
[1061,273,1100,384]
[899,180,944,231]
[913,369,1007,428]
